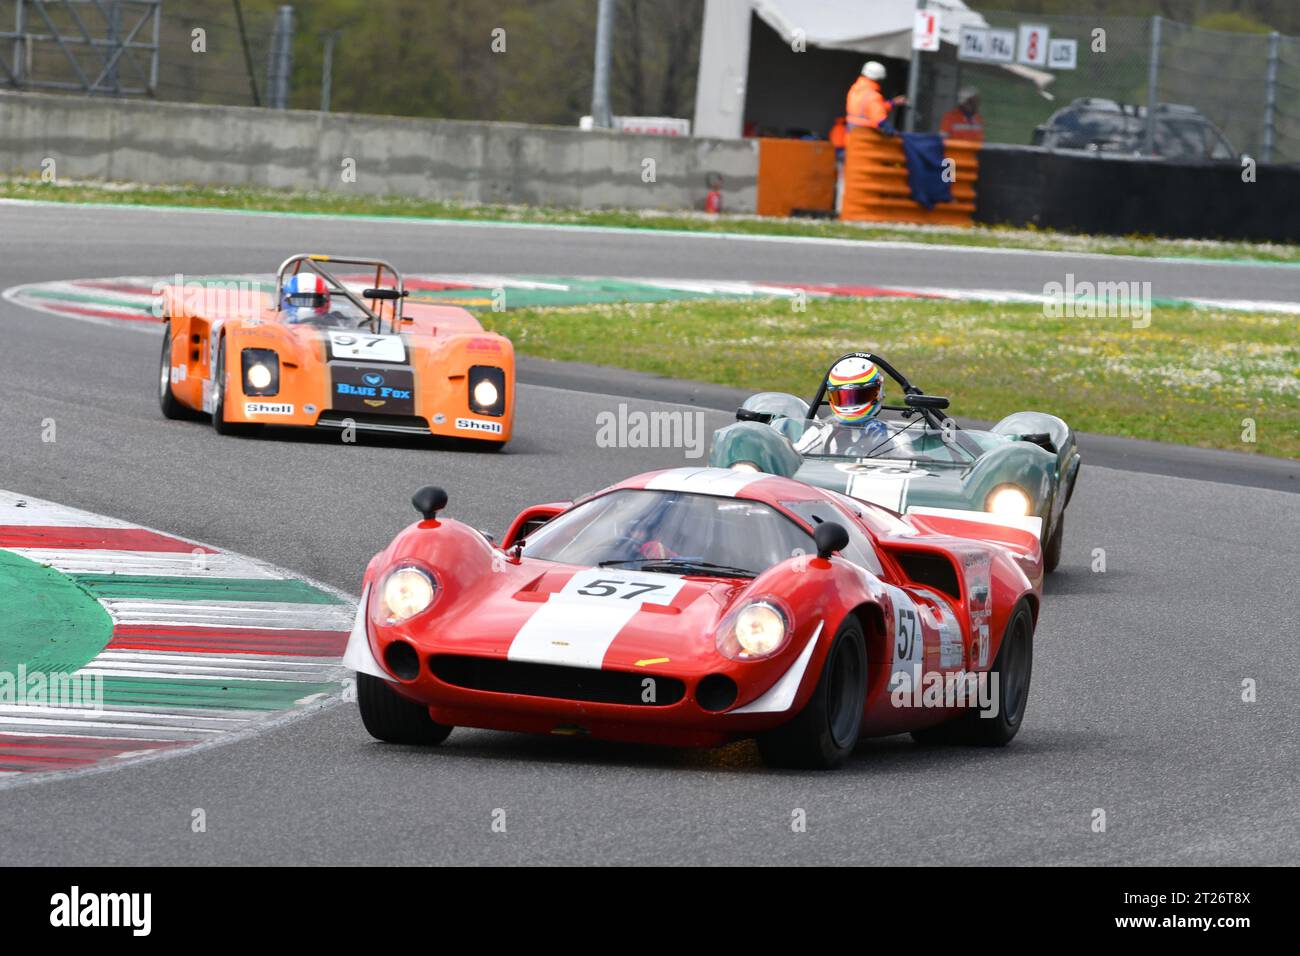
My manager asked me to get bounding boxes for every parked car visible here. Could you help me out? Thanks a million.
[1032,98,1238,161]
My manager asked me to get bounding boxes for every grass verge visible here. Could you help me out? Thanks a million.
[481,298,1300,459]
[3,177,1298,264]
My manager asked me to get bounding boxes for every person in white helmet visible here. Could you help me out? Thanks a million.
[795,355,892,456]
[846,61,906,136]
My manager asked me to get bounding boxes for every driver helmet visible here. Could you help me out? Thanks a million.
[282,272,330,319]
[826,356,884,424]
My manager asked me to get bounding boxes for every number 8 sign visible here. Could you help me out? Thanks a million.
[1017,23,1050,67]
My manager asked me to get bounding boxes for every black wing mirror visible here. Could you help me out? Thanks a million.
[904,393,950,410]
[814,522,849,560]
[413,486,448,520]
[363,288,408,301]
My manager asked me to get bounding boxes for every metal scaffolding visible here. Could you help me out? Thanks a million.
[0,0,161,96]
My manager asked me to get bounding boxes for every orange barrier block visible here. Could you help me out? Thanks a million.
[841,128,979,227]
[756,138,837,217]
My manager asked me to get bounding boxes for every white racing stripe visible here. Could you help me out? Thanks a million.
[846,471,910,511]
[645,467,767,497]
[508,569,686,669]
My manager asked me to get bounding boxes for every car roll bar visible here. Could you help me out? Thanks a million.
[275,254,409,333]
[806,351,924,415]
[807,351,963,431]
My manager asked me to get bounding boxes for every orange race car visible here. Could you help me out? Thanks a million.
[157,254,515,448]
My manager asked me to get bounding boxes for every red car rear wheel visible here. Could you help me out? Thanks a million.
[912,599,1034,747]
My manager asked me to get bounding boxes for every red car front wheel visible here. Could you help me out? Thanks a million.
[357,673,454,746]
[757,618,867,770]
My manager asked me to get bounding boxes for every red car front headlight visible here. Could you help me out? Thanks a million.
[375,566,437,625]
[717,599,791,661]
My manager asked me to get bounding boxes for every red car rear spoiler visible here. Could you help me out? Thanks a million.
[905,506,1042,559]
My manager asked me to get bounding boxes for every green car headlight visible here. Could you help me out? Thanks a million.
[986,485,1031,517]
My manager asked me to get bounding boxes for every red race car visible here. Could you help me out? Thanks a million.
[343,468,1043,769]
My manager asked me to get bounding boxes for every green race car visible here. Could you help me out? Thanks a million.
[708,352,1081,572]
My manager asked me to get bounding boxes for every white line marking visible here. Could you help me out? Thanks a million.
[9,548,278,578]
[101,600,355,630]
[3,197,1292,270]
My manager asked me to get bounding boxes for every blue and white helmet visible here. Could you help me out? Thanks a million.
[281,272,330,318]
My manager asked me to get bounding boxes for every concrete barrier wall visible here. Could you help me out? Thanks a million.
[975,144,1300,243]
[0,91,759,213]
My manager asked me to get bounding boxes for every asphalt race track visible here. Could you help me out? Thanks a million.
[0,202,1296,865]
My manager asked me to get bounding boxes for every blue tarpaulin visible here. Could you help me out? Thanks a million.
[900,133,952,209]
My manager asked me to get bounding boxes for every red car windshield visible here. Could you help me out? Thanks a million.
[521,489,812,576]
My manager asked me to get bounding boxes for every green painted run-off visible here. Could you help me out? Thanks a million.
[0,549,114,675]
[99,676,341,711]
[70,575,345,605]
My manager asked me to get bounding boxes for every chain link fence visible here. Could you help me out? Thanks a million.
[931,12,1299,164]
[159,3,273,106]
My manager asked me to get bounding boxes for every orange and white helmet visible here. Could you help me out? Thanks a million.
[826,356,884,424]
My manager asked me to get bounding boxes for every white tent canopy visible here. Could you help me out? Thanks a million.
[751,0,985,61]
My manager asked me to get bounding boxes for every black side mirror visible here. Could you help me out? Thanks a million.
[904,393,950,410]
[413,486,448,520]
[736,407,775,424]
[814,522,849,560]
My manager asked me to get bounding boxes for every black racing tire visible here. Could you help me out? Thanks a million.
[1043,512,1064,574]
[356,672,454,746]
[758,618,867,770]
[911,599,1034,747]
[210,337,254,436]
[158,326,195,420]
